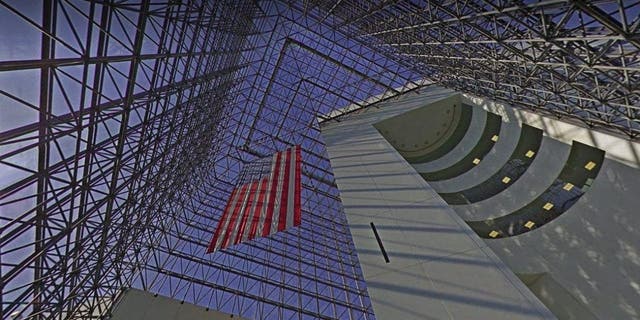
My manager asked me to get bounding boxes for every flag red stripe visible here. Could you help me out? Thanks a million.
[207,145,304,253]
[206,188,238,253]
[277,148,293,232]
[248,177,268,240]
[262,152,282,236]
[234,180,258,245]
[220,183,249,249]
[294,146,302,226]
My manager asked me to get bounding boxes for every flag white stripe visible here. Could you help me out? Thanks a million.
[214,189,242,250]
[208,146,303,253]
[223,186,252,248]
[257,175,271,236]
[286,147,297,229]
[240,180,262,242]
[256,153,277,236]
[270,150,287,234]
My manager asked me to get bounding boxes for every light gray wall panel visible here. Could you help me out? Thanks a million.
[486,158,640,320]
[517,273,599,320]
[330,87,640,320]
[443,97,640,319]
[322,86,554,320]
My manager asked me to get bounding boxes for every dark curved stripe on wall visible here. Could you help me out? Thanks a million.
[467,141,605,239]
[419,112,502,181]
[439,124,543,205]
[405,104,473,164]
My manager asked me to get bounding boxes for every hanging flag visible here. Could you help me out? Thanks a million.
[206,145,302,253]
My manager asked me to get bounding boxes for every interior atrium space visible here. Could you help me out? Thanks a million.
[1,1,639,319]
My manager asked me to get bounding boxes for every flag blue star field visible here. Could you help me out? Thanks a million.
[207,146,302,253]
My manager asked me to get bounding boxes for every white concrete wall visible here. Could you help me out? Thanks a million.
[322,86,554,320]
[422,95,640,319]
[483,156,640,319]
[517,273,599,320]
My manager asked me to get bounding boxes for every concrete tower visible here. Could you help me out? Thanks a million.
[1,1,638,319]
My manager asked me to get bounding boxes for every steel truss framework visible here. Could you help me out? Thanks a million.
[0,1,638,320]
[319,0,640,137]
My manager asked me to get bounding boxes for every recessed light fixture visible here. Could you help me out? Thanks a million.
[543,202,554,210]
[563,182,574,191]
[502,176,511,184]
[491,135,499,142]
[524,221,535,229]
[585,161,597,170]
[472,158,481,165]
[525,150,535,158]
[489,230,500,238]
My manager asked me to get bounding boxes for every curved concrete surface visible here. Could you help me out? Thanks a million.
[438,125,543,205]
[486,158,640,319]
[412,104,487,172]
[431,120,522,192]
[376,95,463,160]
[463,94,640,170]
[467,141,605,239]
[402,104,473,164]
[451,137,570,221]
[322,86,554,320]
[419,112,501,182]
[327,87,640,320]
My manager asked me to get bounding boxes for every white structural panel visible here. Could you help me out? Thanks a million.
[415,93,640,319]
[321,86,555,320]
[476,142,640,319]
[477,148,640,319]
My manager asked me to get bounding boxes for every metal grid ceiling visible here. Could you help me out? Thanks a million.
[1,1,638,319]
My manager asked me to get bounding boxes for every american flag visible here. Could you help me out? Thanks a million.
[206,145,302,253]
